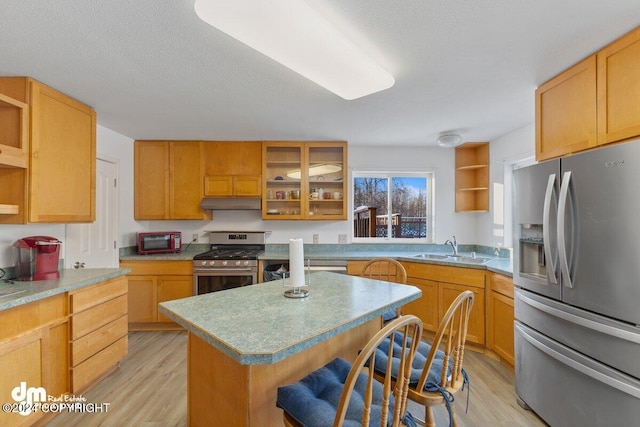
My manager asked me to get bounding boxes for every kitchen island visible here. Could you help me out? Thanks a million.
[158,271,420,426]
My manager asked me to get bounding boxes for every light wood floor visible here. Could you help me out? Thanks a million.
[46,331,547,427]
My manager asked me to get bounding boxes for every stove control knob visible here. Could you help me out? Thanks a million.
[201,261,208,267]
[235,260,241,266]
[222,260,228,266]
[243,260,249,266]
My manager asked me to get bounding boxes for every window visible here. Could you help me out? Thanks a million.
[352,172,434,242]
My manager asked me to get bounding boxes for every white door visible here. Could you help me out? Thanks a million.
[65,157,119,268]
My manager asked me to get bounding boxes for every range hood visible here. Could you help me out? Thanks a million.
[200,197,262,210]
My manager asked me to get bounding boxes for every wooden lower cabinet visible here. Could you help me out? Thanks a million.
[350,260,514,368]
[157,276,193,322]
[402,262,486,345]
[486,272,515,366]
[0,294,68,427]
[127,275,157,323]
[120,260,193,328]
[346,260,367,276]
[0,275,129,426]
[439,282,485,344]
[402,277,438,332]
[69,277,128,392]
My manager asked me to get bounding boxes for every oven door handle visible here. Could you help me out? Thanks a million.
[194,268,254,273]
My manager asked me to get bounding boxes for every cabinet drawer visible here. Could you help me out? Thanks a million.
[71,315,127,367]
[70,294,127,340]
[490,272,514,298]
[0,293,66,342]
[71,335,127,392]
[70,277,127,313]
[346,261,368,276]
[120,260,192,275]
[403,262,486,287]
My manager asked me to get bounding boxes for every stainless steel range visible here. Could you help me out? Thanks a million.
[193,231,266,295]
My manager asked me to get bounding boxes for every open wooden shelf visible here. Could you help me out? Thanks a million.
[455,142,489,212]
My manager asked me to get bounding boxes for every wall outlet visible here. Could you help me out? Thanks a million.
[192,233,199,243]
[338,234,347,244]
[313,234,319,244]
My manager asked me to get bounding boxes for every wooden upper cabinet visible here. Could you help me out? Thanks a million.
[203,141,262,197]
[170,141,207,219]
[204,141,262,175]
[134,140,208,220]
[597,26,640,145]
[135,141,170,219]
[204,175,261,197]
[262,141,347,220]
[0,77,96,223]
[535,55,597,161]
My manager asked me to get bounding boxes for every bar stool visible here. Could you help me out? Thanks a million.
[362,258,408,323]
[277,315,424,427]
[372,291,474,427]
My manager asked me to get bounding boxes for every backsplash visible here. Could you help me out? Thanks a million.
[1,259,65,281]
[262,243,512,258]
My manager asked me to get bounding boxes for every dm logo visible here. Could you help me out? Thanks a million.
[11,382,46,416]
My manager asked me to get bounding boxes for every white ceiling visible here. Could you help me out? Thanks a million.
[2,0,640,147]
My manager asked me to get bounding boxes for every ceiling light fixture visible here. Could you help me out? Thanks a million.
[194,0,395,100]
[286,164,342,180]
[436,134,462,148]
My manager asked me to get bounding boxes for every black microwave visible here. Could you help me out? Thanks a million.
[137,232,182,255]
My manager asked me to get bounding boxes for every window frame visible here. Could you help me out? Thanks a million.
[351,170,435,243]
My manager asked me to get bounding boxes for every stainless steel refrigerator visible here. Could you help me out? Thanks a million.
[513,140,640,426]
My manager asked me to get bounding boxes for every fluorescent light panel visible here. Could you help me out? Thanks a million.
[194,0,395,100]
[287,163,342,180]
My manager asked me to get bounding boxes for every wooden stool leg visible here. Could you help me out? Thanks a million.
[424,406,436,427]
[450,402,459,427]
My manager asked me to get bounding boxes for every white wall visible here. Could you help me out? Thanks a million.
[477,123,535,248]
[0,223,66,270]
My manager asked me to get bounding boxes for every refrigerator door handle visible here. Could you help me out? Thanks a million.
[558,171,573,288]
[517,291,640,343]
[516,323,640,399]
[543,174,558,285]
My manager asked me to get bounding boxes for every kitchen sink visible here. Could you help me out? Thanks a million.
[455,256,491,264]
[412,253,491,265]
[413,253,450,260]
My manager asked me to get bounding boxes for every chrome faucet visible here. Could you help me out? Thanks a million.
[444,236,458,255]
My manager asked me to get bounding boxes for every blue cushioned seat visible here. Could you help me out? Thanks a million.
[373,332,451,391]
[382,309,398,323]
[277,357,416,427]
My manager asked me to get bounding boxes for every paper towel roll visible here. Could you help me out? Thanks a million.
[288,238,306,287]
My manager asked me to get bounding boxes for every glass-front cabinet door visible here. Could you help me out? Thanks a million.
[306,142,346,220]
[262,141,347,220]
[263,142,304,219]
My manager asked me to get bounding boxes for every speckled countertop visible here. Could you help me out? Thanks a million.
[158,271,421,365]
[259,244,513,276]
[0,268,130,311]
[120,243,513,276]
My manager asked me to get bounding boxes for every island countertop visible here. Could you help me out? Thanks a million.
[158,271,421,365]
